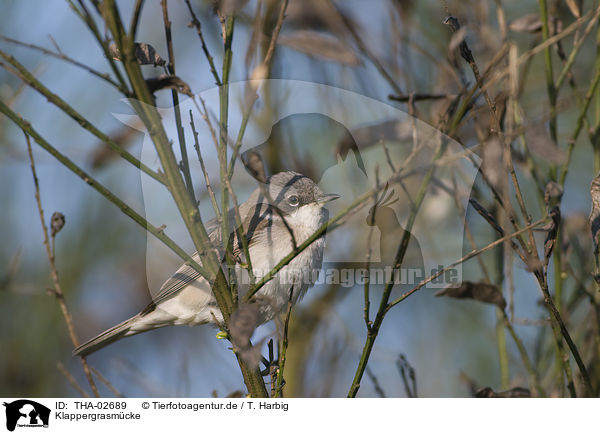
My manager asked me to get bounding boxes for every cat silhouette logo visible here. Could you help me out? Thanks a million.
[3,400,50,431]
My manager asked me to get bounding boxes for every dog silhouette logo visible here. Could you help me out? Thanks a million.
[3,400,50,431]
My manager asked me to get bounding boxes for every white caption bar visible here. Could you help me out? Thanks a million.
[0,398,595,433]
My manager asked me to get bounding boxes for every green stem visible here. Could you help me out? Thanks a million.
[538,0,558,153]
[0,100,210,282]
[161,0,196,202]
[218,16,235,294]
[347,140,447,397]
[0,50,164,185]
[503,313,545,396]
[101,1,267,398]
[559,51,600,185]
[274,289,294,397]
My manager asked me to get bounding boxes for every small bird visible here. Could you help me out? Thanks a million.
[73,171,339,357]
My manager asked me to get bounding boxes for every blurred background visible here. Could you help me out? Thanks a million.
[1,0,599,397]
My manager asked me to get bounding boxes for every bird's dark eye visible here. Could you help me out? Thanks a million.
[287,195,300,206]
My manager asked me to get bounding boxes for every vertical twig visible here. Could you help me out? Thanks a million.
[24,132,100,398]
[274,287,294,397]
[161,0,196,203]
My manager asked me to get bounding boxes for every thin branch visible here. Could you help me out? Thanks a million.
[0,50,164,185]
[91,366,125,398]
[274,287,294,397]
[385,218,546,312]
[161,0,195,202]
[184,0,222,86]
[25,131,99,398]
[189,109,221,222]
[0,34,126,92]
[0,101,212,283]
[129,0,145,39]
[57,362,90,398]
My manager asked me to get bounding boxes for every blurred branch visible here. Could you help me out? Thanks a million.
[0,100,212,283]
[57,362,90,398]
[24,131,100,398]
[388,93,454,102]
[0,50,165,185]
[67,0,129,91]
[99,0,269,397]
[0,34,126,92]
[538,0,558,148]
[227,0,290,178]
[91,366,125,398]
[336,1,404,95]
[386,218,546,312]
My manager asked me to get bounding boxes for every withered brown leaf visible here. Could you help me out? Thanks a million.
[50,212,65,237]
[109,42,166,67]
[145,75,193,97]
[279,30,360,66]
[509,14,542,33]
[435,281,507,310]
[544,207,561,268]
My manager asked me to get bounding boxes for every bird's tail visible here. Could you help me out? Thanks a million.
[73,315,141,357]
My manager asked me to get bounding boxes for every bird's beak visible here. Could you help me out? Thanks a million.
[318,193,341,203]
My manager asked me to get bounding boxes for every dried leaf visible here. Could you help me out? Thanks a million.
[474,387,531,398]
[469,198,504,235]
[590,173,600,254]
[563,212,591,256]
[50,212,65,237]
[145,75,193,97]
[91,125,139,169]
[435,281,507,310]
[481,136,504,192]
[525,124,566,165]
[544,207,561,267]
[524,253,544,274]
[286,0,354,37]
[565,0,582,18]
[544,181,564,207]
[444,16,474,64]
[509,14,542,33]
[279,30,360,66]
[216,0,249,16]
[249,63,268,90]
[448,26,467,53]
[230,303,260,350]
[230,303,263,369]
[336,120,412,156]
[241,149,267,183]
[108,42,166,67]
